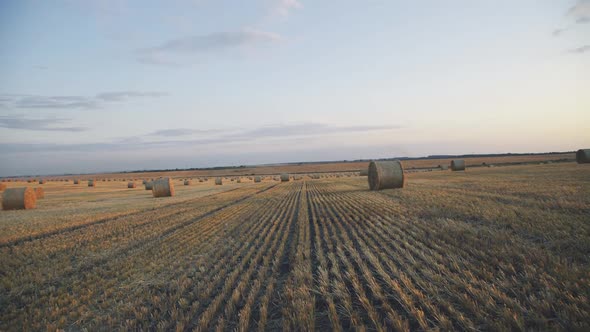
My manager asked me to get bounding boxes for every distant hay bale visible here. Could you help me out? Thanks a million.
[142,180,147,184]
[184,180,192,185]
[215,177,222,185]
[199,179,204,183]
[450,159,466,171]
[39,179,46,184]
[254,176,262,183]
[280,173,290,182]
[34,187,45,199]
[2,187,36,210]
[438,165,449,170]
[128,182,136,188]
[237,178,241,183]
[576,149,590,164]
[368,160,405,191]
[145,181,153,190]
[152,178,175,197]
[359,169,369,176]
[73,179,79,184]
[88,180,96,187]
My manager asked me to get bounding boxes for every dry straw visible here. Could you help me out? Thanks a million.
[2,187,36,210]
[254,176,262,183]
[215,177,222,185]
[451,159,466,171]
[368,160,405,191]
[128,182,136,188]
[0,183,6,191]
[152,177,175,197]
[576,149,590,164]
[280,173,290,182]
[88,180,96,187]
[34,187,45,199]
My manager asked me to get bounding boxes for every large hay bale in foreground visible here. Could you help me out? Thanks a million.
[359,169,369,176]
[184,180,192,185]
[450,159,466,171]
[215,177,222,185]
[128,182,136,188]
[280,173,290,182]
[576,149,590,164]
[88,180,95,187]
[145,181,153,190]
[152,178,175,197]
[34,187,45,199]
[254,176,262,183]
[2,187,36,210]
[368,160,404,191]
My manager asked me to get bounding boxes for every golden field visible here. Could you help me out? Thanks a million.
[0,159,589,331]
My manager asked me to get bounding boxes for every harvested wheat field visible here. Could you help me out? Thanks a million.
[0,162,589,331]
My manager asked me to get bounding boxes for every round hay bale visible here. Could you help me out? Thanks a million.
[368,160,404,191]
[438,165,449,170]
[280,173,290,182]
[128,182,136,188]
[184,180,192,186]
[359,169,368,176]
[0,183,6,191]
[145,181,153,190]
[199,179,204,183]
[39,179,46,184]
[2,187,36,210]
[237,178,241,183]
[450,160,466,171]
[34,187,45,199]
[88,180,96,187]
[152,178,174,197]
[254,176,262,183]
[576,149,590,164]
[73,179,80,184]
[215,177,222,185]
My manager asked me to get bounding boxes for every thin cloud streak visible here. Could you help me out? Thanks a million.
[136,28,282,65]
[568,45,590,53]
[0,123,401,153]
[0,91,167,110]
[0,116,87,132]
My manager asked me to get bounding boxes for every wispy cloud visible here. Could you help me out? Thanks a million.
[568,0,590,22]
[0,123,401,153]
[568,45,590,53]
[146,128,219,137]
[0,91,167,110]
[0,116,87,132]
[136,28,282,65]
[272,0,303,17]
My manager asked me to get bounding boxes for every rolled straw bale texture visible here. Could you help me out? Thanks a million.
[152,178,175,197]
[576,149,590,164]
[128,182,136,188]
[254,176,262,183]
[88,180,96,187]
[34,187,45,199]
[145,181,153,190]
[2,187,36,210]
[215,177,222,185]
[368,160,405,191]
[280,173,290,182]
[184,180,192,185]
[451,159,466,171]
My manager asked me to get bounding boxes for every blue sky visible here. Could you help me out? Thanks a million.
[0,0,589,176]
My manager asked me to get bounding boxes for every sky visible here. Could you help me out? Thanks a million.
[0,0,589,176]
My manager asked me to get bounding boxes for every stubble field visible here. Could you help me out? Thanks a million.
[1,161,589,331]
